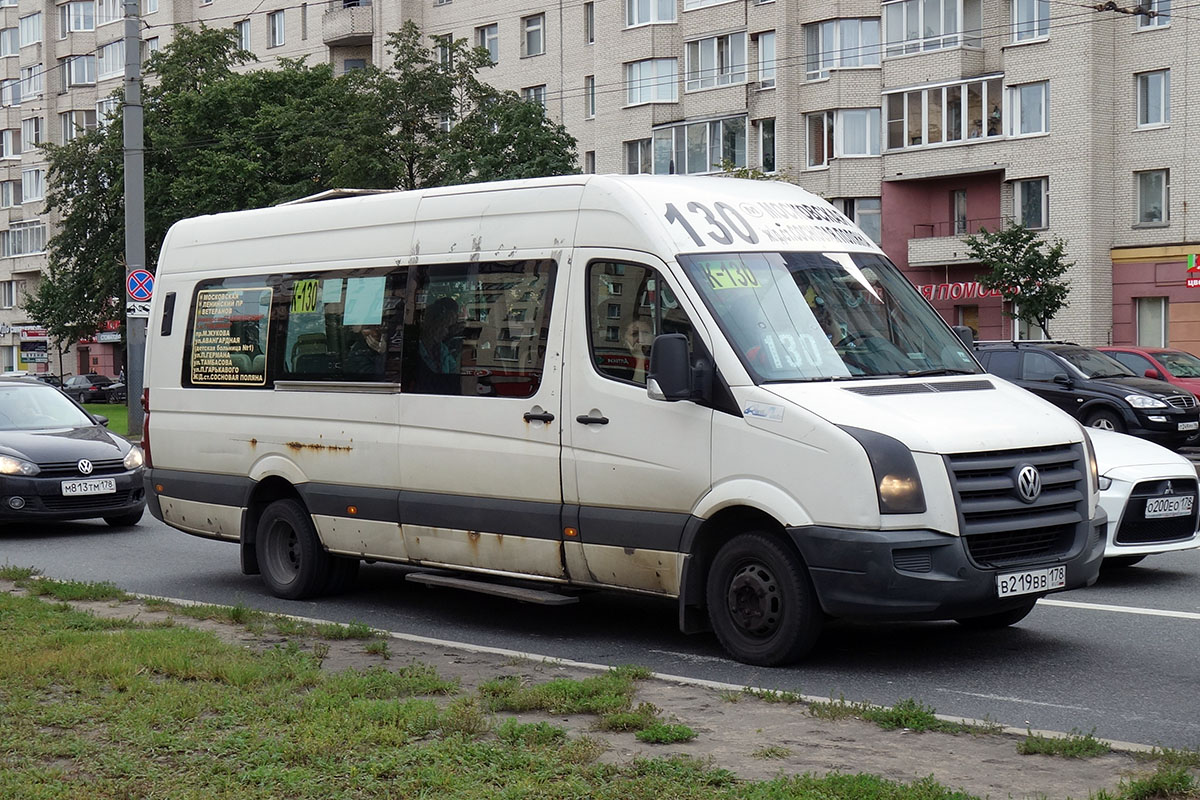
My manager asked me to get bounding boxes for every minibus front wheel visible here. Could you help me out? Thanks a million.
[706,531,823,666]
[256,498,331,600]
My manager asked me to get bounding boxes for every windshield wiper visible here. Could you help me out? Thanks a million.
[904,367,980,377]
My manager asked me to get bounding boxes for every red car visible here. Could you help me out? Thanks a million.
[1098,346,1200,396]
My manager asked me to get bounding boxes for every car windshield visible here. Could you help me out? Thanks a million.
[0,384,96,430]
[676,251,979,381]
[1157,351,1200,378]
[1055,348,1135,379]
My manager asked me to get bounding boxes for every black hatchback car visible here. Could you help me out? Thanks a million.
[973,341,1200,449]
[0,378,145,525]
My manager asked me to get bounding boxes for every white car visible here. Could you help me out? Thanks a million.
[1090,428,1200,567]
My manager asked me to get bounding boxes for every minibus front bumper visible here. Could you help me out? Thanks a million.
[787,511,1106,621]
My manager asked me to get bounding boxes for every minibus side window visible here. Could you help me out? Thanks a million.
[400,259,556,398]
[184,279,276,387]
[587,261,696,386]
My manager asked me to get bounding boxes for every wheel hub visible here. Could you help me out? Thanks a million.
[727,563,781,636]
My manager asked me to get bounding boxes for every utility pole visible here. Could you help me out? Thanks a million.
[123,0,146,435]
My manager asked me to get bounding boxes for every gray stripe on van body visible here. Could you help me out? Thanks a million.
[146,468,256,509]
[576,506,691,552]
[399,491,562,540]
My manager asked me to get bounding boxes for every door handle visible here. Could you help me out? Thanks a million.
[523,411,555,423]
[575,414,609,425]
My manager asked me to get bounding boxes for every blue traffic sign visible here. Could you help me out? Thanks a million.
[127,269,154,302]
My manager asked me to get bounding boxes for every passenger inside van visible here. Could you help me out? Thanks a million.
[412,296,462,394]
[343,324,388,378]
[623,317,653,384]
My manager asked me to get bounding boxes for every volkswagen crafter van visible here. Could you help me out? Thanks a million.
[142,175,1105,666]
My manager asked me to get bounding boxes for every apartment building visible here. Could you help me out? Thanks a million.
[1,0,1194,375]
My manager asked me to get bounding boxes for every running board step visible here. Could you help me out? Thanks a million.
[405,571,579,606]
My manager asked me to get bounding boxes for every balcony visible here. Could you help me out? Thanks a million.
[908,216,1004,267]
[322,4,373,47]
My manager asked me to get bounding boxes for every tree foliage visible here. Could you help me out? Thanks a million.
[964,222,1072,339]
[28,22,577,344]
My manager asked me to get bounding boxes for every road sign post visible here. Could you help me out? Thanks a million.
[123,0,145,435]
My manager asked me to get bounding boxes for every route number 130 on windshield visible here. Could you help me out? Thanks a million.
[665,202,760,248]
[695,260,761,291]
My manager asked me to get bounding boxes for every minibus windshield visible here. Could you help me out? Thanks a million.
[677,251,981,382]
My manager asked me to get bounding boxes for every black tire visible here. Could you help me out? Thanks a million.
[1085,408,1125,434]
[103,508,144,527]
[256,498,331,600]
[324,556,360,595]
[705,531,823,666]
[955,600,1036,629]
[1102,555,1147,569]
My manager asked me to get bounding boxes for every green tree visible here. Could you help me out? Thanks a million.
[963,222,1072,339]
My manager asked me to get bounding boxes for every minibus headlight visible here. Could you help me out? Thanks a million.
[1079,426,1099,494]
[124,447,145,470]
[0,455,39,476]
[839,426,926,514]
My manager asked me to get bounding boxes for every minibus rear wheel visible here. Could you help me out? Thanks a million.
[257,498,331,600]
[706,532,822,666]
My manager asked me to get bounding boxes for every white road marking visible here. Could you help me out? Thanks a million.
[934,689,1092,712]
[1040,598,1200,620]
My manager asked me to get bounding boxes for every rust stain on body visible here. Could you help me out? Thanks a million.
[285,441,353,453]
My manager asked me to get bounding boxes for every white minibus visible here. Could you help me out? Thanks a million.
[143,175,1105,665]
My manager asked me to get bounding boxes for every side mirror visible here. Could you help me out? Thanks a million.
[94,414,109,427]
[1052,373,1072,386]
[1145,368,1163,380]
[951,325,975,347]
[647,334,692,402]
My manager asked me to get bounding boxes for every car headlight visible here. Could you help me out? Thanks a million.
[0,455,39,476]
[839,426,926,514]
[1126,394,1168,409]
[123,447,145,470]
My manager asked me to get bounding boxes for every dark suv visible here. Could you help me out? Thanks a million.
[973,341,1200,450]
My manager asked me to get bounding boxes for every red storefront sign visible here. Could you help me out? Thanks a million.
[916,282,1005,301]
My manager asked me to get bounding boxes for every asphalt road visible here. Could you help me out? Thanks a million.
[4,515,1199,750]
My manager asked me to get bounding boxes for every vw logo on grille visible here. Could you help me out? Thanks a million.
[77,459,94,475]
[1015,464,1041,504]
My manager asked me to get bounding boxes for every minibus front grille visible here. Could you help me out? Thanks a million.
[1115,478,1199,545]
[945,443,1086,567]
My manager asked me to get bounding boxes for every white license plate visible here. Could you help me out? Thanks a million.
[1179,421,1198,431]
[1145,495,1194,519]
[996,565,1066,598]
[60,478,117,496]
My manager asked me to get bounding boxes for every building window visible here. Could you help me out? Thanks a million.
[807,111,833,168]
[685,32,747,91]
[522,14,544,57]
[1136,69,1170,127]
[625,138,652,174]
[0,129,18,159]
[804,19,881,80]
[625,58,677,104]
[233,20,251,50]
[1,79,19,108]
[886,76,1002,148]
[760,118,775,172]
[0,181,17,207]
[60,109,96,141]
[757,31,775,88]
[652,116,747,174]
[521,85,546,108]
[142,37,160,61]
[1015,178,1048,229]
[18,12,40,46]
[18,65,42,101]
[684,0,730,7]
[627,0,675,26]
[1136,169,1169,225]
[1137,0,1169,28]
[95,0,119,26]
[1,220,47,257]
[952,189,968,233]
[61,55,96,89]
[98,40,124,80]
[839,198,882,243]
[1136,298,1168,347]
[1012,0,1049,40]
[268,11,285,48]
[837,108,881,157]
[59,2,95,36]
[143,0,158,14]
[584,150,595,173]
[584,75,596,118]
[883,0,982,55]
[475,23,498,62]
[343,59,366,73]
[97,96,120,125]
[0,280,15,307]
[584,2,595,43]
[1008,81,1048,136]
[0,28,16,56]
[21,168,43,203]
[20,117,40,148]
[433,34,452,68]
